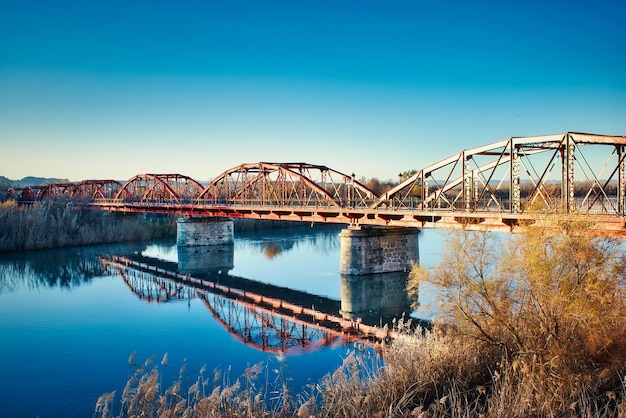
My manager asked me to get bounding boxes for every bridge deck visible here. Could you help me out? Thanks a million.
[93,201,626,234]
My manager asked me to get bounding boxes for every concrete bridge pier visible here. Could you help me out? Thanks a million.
[176,217,234,247]
[339,226,419,275]
[338,226,418,323]
[177,244,234,276]
[340,271,411,323]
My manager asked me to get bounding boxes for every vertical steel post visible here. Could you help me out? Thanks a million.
[351,172,355,208]
[511,141,520,213]
[424,176,429,209]
[563,134,576,213]
[464,153,471,211]
[619,145,625,215]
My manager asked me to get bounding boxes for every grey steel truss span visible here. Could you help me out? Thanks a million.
[9,132,626,233]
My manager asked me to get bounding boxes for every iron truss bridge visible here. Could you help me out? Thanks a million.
[102,256,392,354]
[7,132,626,233]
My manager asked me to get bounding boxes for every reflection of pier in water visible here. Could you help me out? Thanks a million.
[103,256,397,354]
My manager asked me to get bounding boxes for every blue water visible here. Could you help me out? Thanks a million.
[0,224,446,417]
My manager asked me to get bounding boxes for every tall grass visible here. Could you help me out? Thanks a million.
[96,323,625,417]
[0,200,175,251]
[96,352,300,418]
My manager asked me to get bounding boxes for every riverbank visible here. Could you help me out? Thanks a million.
[0,200,314,252]
[0,200,176,252]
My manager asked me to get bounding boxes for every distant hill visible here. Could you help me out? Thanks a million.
[0,176,70,189]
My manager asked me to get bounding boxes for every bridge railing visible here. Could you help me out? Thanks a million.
[92,194,625,217]
[94,197,382,209]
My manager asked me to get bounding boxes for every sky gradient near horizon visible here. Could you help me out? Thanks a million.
[1,0,625,182]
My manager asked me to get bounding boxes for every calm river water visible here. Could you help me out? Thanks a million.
[0,224,446,417]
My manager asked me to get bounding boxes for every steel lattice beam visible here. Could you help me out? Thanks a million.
[197,162,377,208]
[115,174,204,203]
[8,132,626,232]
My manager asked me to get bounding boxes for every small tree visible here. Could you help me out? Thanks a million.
[408,216,626,405]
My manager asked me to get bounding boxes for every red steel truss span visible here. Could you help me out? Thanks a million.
[8,133,626,234]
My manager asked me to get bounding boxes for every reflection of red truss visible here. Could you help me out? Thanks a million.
[116,267,195,303]
[101,256,394,354]
[201,294,344,354]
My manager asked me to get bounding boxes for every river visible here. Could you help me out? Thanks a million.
[0,224,447,417]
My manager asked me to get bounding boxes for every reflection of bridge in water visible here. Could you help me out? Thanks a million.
[8,132,626,281]
[103,256,398,354]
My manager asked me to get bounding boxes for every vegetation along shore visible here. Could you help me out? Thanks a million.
[0,200,176,252]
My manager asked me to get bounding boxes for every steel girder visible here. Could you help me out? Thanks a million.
[9,132,626,219]
[37,183,76,200]
[70,180,125,200]
[371,132,626,215]
[197,162,378,208]
[6,186,43,201]
[115,174,204,203]
[36,181,124,200]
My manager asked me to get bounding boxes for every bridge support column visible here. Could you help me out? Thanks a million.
[176,217,234,247]
[177,244,234,275]
[340,271,411,323]
[339,226,419,275]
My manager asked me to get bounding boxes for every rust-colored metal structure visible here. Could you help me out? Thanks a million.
[197,162,377,208]
[115,174,203,203]
[103,256,388,353]
[8,132,626,233]
[70,180,125,200]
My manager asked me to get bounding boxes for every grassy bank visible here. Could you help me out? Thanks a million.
[0,200,176,252]
[95,323,625,417]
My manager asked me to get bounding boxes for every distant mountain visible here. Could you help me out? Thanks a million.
[0,176,70,189]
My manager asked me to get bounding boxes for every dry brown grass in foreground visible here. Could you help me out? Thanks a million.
[95,324,625,417]
[316,323,625,417]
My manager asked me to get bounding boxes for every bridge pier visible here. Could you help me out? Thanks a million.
[339,271,411,323]
[339,226,419,275]
[176,217,234,247]
[177,244,234,275]
[338,226,418,323]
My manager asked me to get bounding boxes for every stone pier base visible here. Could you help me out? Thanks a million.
[340,271,411,323]
[176,217,234,247]
[177,244,234,275]
[339,226,419,275]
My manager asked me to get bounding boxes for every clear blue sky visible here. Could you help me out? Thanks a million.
[1,0,625,182]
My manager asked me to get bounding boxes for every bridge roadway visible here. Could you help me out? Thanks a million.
[7,132,626,234]
[95,200,530,232]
